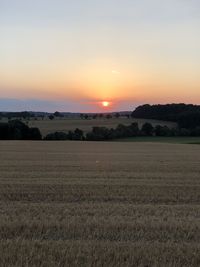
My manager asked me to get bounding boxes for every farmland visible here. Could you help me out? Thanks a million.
[0,141,200,266]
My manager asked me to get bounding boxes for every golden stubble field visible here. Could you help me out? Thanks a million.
[0,141,200,266]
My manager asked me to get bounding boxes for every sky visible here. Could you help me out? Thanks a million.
[0,0,200,112]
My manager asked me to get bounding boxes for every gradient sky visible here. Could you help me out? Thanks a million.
[0,0,200,112]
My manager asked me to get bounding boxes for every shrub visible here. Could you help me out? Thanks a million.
[44,132,69,140]
[141,123,154,136]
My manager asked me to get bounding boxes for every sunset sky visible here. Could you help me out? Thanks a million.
[0,0,200,112]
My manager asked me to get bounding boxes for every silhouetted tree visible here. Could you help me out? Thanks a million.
[84,114,89,120]
[115,124,130,138]
[86,127,112,141]
[28,128,42,140]
[72,128,84,140]
[106,114,112,119]
[141,123,154,136]
[128,123,140,136]
[54,111,61,117]
[115,113,120,118]
[49,115,54,120]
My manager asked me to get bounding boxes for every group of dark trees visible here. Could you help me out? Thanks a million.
[132,104,200,135]
[85,123,141,141]
[48,111,65,120]
[132,104,200,122]
[44,123,141,141]
[0,111,66,121]
[44,128,84,141]
[80,113,131,120]
[80,113,113,120]
[44,121,200,141]
[0,120,42,140]
[85,122,200,140]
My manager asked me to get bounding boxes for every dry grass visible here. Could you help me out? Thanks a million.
[0,141,200,266]
[29,117,176,136]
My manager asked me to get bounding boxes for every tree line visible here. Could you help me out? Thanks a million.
[0,111,131,121]
[0,111,36,120]
[132,104,200,124]
[44,122,200,141]
[1,120,200,141]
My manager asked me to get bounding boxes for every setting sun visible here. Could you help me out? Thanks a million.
[102,101,110,107]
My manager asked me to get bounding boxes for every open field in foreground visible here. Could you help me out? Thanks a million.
[29,118,176,136]
[0,141,200,266]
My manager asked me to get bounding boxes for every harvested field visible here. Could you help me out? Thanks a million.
[0,141,200,266]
